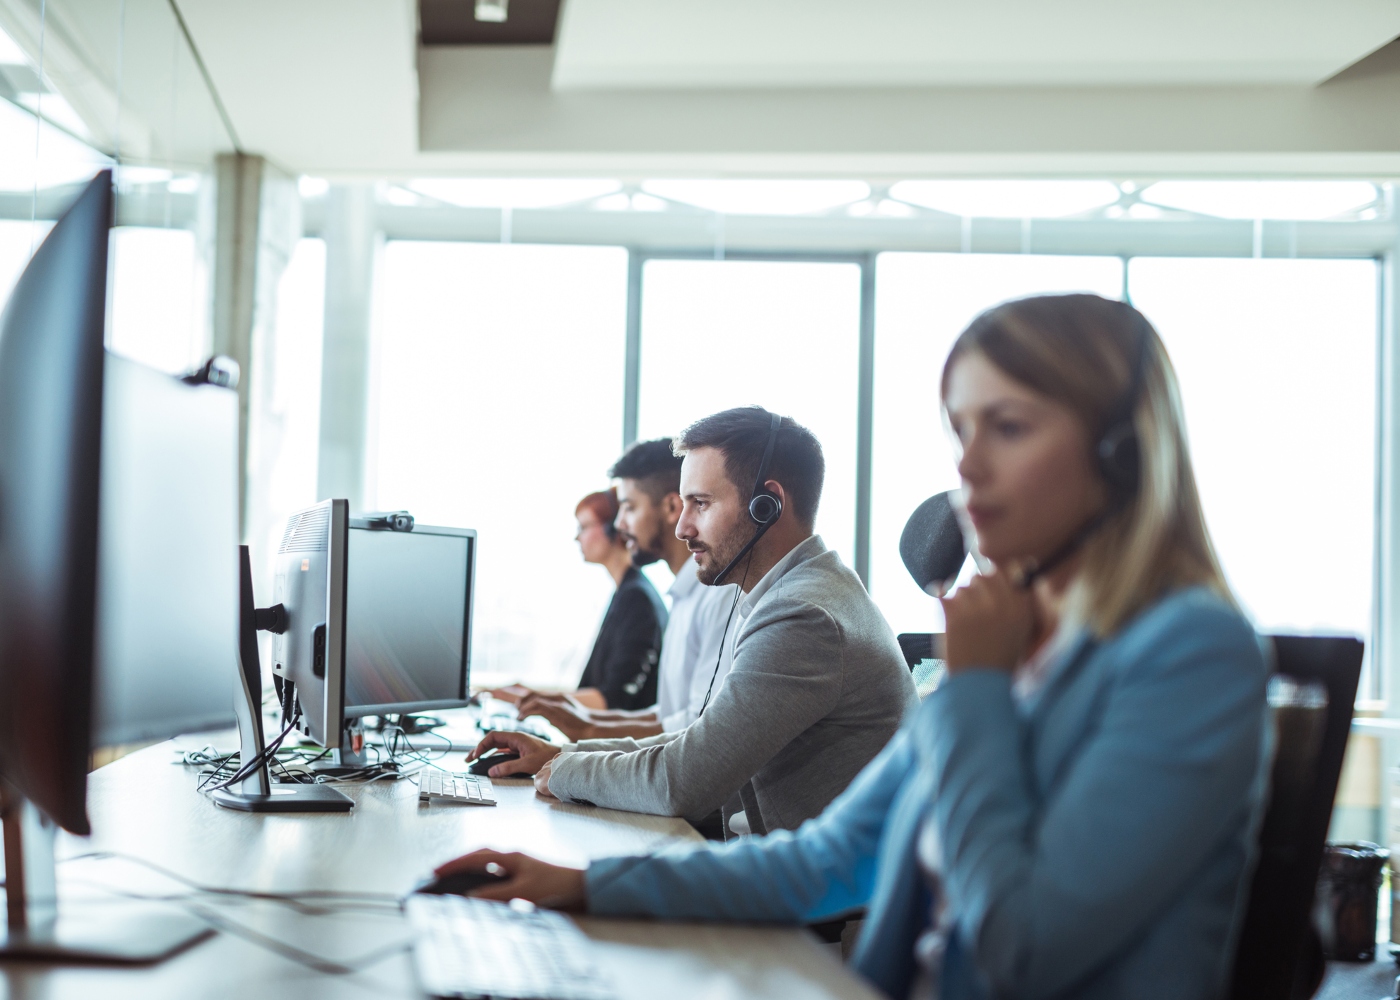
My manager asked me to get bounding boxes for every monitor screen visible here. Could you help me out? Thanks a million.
[343,527,473,715]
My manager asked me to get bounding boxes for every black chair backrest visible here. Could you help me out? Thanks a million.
[896,633,942,670]
[1229,634,1364,1000]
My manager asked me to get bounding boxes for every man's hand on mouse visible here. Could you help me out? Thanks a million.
[433,849,585,910]
[466,731,561,778]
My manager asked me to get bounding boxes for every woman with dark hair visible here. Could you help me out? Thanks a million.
[445,295,1269,1000]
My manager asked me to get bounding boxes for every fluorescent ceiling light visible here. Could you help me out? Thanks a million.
[1141,181,1379,220]
[299,176,330,198]
[407,178,621,210]
[890,180,1120,218]
[475,0,508,23]
[848,198,916,218]
[642,180,870,216]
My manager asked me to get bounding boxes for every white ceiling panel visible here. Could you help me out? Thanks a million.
[553,0,1400,89]
[175,0,420,172]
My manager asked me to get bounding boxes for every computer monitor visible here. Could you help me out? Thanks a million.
[0,170,239,962]
[344,520,476,718]
[269,503,475,763]
[269,499,349,750]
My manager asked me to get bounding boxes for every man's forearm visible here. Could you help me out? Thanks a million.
[588,708,660,723]
[577,717,664,740]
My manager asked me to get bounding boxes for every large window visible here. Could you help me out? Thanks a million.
[637,258,862,568]
[870,253,1125,634]
[374,241,629,689]
[108,226,207,374]
[1129,258,1377,645]
[868,251,1378,660]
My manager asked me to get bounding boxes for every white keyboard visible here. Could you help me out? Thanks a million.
[418,771,496,806]
[408,894,615,1000]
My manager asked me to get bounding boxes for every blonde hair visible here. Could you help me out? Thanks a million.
[940,293,1231,637]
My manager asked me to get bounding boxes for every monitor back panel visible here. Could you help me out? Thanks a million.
[92,353,240,747]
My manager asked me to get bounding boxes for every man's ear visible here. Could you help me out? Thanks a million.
[661,491,684,525]
[763,480,789,521]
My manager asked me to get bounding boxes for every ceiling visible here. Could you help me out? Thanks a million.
[551,0,1400,89]
[163,0,1400,177]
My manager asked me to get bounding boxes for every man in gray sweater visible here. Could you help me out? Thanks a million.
[471,407,916,837]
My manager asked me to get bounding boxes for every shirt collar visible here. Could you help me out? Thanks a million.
[738,535,826,618]
[668,558,701,601]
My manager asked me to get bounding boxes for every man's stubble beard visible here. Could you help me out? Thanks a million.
[694,520,753,586]
[626,519,669,569]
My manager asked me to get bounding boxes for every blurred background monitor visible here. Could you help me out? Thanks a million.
[344,522,475,718]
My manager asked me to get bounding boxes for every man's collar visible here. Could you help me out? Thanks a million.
[738,535,825,617]
[668,557,700,600]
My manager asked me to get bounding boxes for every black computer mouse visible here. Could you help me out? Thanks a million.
[413,868,509,896]
[467,750,521,776]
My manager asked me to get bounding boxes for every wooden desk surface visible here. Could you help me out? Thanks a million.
[0,733,882,1000]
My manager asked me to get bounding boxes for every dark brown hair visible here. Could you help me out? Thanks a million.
[674,407,825,529]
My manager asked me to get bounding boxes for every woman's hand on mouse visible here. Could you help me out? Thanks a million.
[939,568,1035,673]
[467,731,561,777]
[434,849,586,910]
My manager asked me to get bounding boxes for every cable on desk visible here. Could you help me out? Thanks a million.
[182,903,412,976]
[53,878,411,976]
[64,851,403,913]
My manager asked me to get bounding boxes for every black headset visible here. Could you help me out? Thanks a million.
[713,411,783,586]
[1095,312,1152,500]
[1020,312,1151,587]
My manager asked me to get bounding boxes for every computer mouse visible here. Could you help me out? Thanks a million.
[413,868,508,896]
[467,750,521,776]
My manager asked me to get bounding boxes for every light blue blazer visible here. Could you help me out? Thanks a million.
[586,587,1270,1000]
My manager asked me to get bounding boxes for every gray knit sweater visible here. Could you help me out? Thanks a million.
[546,536,918,835]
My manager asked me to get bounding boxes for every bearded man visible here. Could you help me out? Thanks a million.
[473,407,916,839]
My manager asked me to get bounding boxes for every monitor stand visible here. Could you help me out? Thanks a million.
[209,546,352,814]
[0,786,212,963]
[302,721,378,779]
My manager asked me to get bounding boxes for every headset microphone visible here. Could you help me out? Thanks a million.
[712,412,783,586]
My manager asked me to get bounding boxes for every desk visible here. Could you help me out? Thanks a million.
[0,734,881,1000]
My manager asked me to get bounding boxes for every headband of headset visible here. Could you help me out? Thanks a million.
[748,412,783,526]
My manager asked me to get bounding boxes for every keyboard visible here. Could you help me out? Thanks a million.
[418,771,497,806]
[408,894,615,1000]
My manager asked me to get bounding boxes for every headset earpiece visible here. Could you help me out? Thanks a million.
[1095,314,1151,501]
[1097,421,1141,496]
[749,491,781,526]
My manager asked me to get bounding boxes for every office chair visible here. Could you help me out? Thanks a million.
[1229,635,1364,1000]
[896,633,939,670]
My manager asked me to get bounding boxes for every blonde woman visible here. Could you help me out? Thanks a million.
[435,294,1270,1000]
